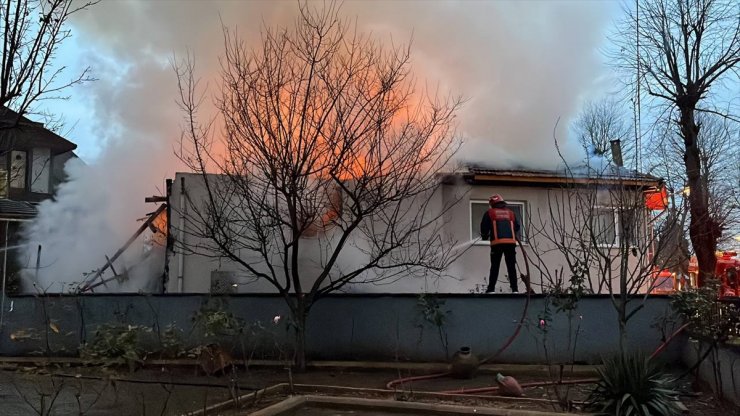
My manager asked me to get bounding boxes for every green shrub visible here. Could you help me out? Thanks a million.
[586,353,682,416]
[80,323,151,367]
[192,300,244,339]
[671,279,739,343]
[159,323,186,358]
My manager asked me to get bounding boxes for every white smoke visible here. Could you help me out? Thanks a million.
[19,1,615,291]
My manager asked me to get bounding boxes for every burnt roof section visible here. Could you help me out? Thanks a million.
[463,164,662,188]
[0,107,77,155]
[0,198,37,219]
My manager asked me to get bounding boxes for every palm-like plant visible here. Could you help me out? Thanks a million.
[586,353,682,416]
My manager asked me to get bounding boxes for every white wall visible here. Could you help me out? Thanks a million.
[167,173,653,294]
[439,183,651,294]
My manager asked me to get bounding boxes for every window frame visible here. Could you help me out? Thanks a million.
[618,206,646,248]
[470,199,528,246]
[9,150,27,190]
[591,206,619,247]
[590,206,645,248]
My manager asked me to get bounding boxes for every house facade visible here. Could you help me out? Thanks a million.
[164,165,664,295]
[0,107,77,293]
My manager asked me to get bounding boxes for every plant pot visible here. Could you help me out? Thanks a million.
[449,346,479,379]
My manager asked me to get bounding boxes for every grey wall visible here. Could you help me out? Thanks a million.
[0,294,681,364]
[682,340,740,405]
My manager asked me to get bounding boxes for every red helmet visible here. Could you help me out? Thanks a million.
[489,194,504,205]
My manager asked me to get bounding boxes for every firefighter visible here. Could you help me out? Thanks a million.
[480,194,520,293]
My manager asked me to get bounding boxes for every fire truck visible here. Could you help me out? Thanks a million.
[651,251,739,298]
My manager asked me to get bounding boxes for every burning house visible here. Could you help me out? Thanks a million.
[161,158,666,295]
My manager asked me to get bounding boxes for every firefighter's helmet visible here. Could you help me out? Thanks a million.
[489,194,504,205]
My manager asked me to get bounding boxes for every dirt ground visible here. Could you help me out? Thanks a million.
[0,364,737,415]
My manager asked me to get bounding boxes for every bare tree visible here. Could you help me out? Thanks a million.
[174,3,462,370]
[698,117,740,248]
[0,0,96,202]
[615,0,740,285]
[573,98,633,164]
[0,0,96,120]
[527,157,679,350]
[648,114,739,275]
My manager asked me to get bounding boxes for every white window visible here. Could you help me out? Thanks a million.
[591,207,643,247]
[591,207,617,246]
[619,208,643,247]
[470,200,527,244]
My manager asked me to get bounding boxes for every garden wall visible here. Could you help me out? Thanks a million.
[682,339,740,405]
[0,294,681,364]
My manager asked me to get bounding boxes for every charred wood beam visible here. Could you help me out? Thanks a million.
[78,203,167,292]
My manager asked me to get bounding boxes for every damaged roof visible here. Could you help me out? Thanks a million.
[462,164,662,187]
[0,199,37,219]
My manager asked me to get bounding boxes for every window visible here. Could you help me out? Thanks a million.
[31,147,51,193]
[619,208,644,247]
[591,207,644,247]
[591,207,617,246]
[10,150,26,189]
[0,169,7,197]
[470,200,527,244]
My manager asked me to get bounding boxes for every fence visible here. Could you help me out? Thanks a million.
[0,293,682,364]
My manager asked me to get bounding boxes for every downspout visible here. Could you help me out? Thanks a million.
[177,177,186,293]
[162,179,173,293]
[0,221,8,329]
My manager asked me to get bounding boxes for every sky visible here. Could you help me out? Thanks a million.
[48,0,624,166]
[24,0,638,290]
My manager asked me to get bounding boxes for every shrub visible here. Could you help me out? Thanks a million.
[586,353,682,416]
[671,279,739,343]
[80,323,151,368]
[192,300,244,339]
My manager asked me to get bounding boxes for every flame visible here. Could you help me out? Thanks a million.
[146,208,168,247]
[196,37,451,239]
[303,182,342,237]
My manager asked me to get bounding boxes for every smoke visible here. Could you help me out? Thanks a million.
[72,0,613,166]
[19,1,613,291]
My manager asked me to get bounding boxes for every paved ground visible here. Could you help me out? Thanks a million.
[0,362,736,415]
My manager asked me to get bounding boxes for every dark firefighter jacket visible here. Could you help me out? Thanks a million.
[480,205,520,245]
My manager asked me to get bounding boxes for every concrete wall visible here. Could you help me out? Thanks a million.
[167,173,653,295]
[0,294,681,364]
[682,339,740,405]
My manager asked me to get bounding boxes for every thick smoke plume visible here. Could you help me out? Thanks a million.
[20,1,613,291]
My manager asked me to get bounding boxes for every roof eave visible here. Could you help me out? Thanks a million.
[465,173,662,188]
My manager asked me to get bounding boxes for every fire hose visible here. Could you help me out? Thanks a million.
[386,241,690,393]
[386,240,533,390]
[436,322,690,395]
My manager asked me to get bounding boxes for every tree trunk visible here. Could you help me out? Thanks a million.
[293,297,308,372]
[679,106,719,287]
[617,300,628,355]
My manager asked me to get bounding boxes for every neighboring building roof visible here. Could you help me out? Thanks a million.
[462,164,662,188]
[0,107,77,155]
[0,198,37,219]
